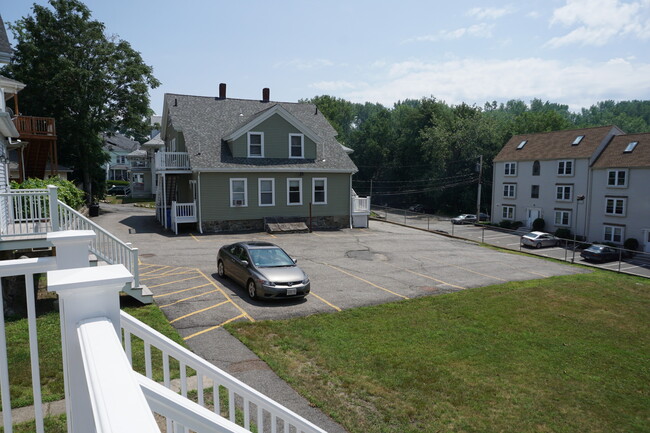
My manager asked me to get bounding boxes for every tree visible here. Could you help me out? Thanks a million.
[2,0,160,202]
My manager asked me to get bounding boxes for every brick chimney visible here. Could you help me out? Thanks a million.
[219,83,227,99]
[262,88,270,103]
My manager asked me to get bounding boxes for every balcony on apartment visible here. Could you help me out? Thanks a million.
[11,115,58,181]
[154,151,191,172]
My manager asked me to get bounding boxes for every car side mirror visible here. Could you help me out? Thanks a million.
[241,260,249,267]
[292,258,298,264]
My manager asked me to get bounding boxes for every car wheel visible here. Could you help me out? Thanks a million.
[217,260,226,278]
[535,242,542,249]
[247,280,257,300]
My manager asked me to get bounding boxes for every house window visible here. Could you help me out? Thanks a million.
[503,183,516,198]
[504,162,517,176]
[248,132,264,157]
[554,210,571,227]
[572,135,584,145]
[603,225,624,243]
[557,160,573,176]
[556,184,572,201]
[289,134,304,158]
[605,197,626,216]
[230,178,247,207]
[287,178,302,205]
[532,160,540,176]
[531,185,539,199]
[258,178,275,206]
[607,169,627,187]
[502,205,515,220]
[116,155,126,164]
[312,178,327,204]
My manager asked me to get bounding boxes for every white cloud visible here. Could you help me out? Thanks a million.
[309,80,360,92]
[273,58,334,70]
[547,0,650,47]
[337,57,650,111]
[467,6,515,20]
[406,23,494,43]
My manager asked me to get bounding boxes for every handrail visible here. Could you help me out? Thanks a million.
[155,151,190,170]
[0,188,57,237]
[57,200,140,288]
[352,196,370,213]
[121,311,328,433]
[12,115,56,137]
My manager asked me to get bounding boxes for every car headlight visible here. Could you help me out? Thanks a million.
[302,277,310,285]
[258,278,275,286]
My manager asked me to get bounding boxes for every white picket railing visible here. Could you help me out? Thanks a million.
[352,196,370,213]
[0,187,59,237]
[171,201,197,235]
[154,152,190,171]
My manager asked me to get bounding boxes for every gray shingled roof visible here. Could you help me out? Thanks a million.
[0,15,13,63]
[163,93,358,173]
[102,133,140,152]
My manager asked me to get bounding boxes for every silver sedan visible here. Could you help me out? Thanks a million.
[520,231,559,249]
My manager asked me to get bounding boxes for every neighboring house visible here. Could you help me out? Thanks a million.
[155,84,369,233]
[102,133,140,181]
[588,133,650,251]
[491,125,625,238]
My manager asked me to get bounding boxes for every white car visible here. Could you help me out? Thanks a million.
[520,231,559,249]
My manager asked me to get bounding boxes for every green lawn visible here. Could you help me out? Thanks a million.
[228,270,650,433]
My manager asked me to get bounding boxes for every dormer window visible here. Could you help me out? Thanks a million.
[624,141,638,153]
[248,132,264,157]
[516,140,527,150]
[289,134,304,158]
[572,135,584,145]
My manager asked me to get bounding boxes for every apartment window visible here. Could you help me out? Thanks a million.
[554,210,571,227]
[258,178,275,206]
[502,205,515,220]
[516,140,527,150]
[572,135,584,145]
[289,134,304,158]
[531,185,539,199]
[248,132,264,157]
[532,160,540,176]
[504,162,517,176]
[312,178,327,204]
[624,141,638,153]
[287,178,302,205]
[605,197,626,216]
[116,155,126,164]
[503,183,516,198]
[230,178,248,207]
[556,184,572,201]
[607,169,627,187]
[603,225,624,243]
[557,160,573,176]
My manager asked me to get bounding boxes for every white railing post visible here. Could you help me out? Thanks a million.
[47,185,59,232]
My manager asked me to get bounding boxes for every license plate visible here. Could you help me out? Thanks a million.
[287,288,297,296]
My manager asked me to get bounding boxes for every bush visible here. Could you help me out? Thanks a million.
[107,180,129,187]
[532,217,546,231]
[498,220,512,229]
[11,177,85,210]
[555,228,572,240]
[624,238,639,251]
[511,221,524,229]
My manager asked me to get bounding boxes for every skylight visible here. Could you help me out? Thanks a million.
[624,141,638,153]
[516,140,527,150]
[572,135,584,145]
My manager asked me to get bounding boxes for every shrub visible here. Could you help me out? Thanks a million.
[107,180,129,187]
[555,228,572,240]
[532,217,546,231]
[511,221,524,229]
[498,220,512,229]
[624,238,639,251]
[11,177,85,210]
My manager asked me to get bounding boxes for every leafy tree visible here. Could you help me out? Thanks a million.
[2,0,160,202]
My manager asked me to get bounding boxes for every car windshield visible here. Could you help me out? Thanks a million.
[248,247,295,268]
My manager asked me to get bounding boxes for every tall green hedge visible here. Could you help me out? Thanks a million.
[10,177,85,210]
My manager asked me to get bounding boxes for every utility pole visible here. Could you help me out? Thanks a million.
[476,155,483,219]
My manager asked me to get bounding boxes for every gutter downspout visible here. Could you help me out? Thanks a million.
[349,174,353,228]
[198,171,203,234]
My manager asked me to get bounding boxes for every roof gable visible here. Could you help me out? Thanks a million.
[592,133,650,168]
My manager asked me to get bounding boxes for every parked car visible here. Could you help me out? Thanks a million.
[107,185,129,196]
[478,213,490,222]
[451,214,477,224]
[217,241,310,300]
[409,204,425,213]
[580,245,620,263]
[520,231,559,248]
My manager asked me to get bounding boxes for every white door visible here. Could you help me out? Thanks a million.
[644,230,650,253]
[527,208,541,228]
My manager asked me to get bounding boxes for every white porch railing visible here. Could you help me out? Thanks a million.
[352,196,370,214]
[0,187,59,237]
[0,231,328,433]
[171,201,197,235]
[154,152,191,171]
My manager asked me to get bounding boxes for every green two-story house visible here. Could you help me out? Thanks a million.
[155,84,369,233]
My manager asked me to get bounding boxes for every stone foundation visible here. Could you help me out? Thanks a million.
[203,215,349,233]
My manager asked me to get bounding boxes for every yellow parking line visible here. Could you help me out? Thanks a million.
[170,301,230,324]
[325,264,409,299]
[140,265,172,276]
[159,266,193,276]
[191,233,201,242]
[158,288,222,307]
[420,256,507,282]
[153,283,211,298]
[149,275,204,289]
[185,314,245,340]
[141,270,197,280]
[310,292,341,311]
[195,269,255,322]
[398,267,466,290]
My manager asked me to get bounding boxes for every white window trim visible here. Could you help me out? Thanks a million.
[603,225,624,244]
[607,169,628,188]
[504,162,517,177]
[605,197,626,216]
[258,178,275,207]
[287,178,303,206]
[229,178,248,207]
[555,185,573,202]
[247,132,264,158]
[554,210,571,227]
[557,159,574,176]
[289,133,305,159]
[502,205,515,220]
[312,177,327,205]
[503,183,516,199]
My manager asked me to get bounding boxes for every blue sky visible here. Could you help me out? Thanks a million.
[3,0,650,114]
